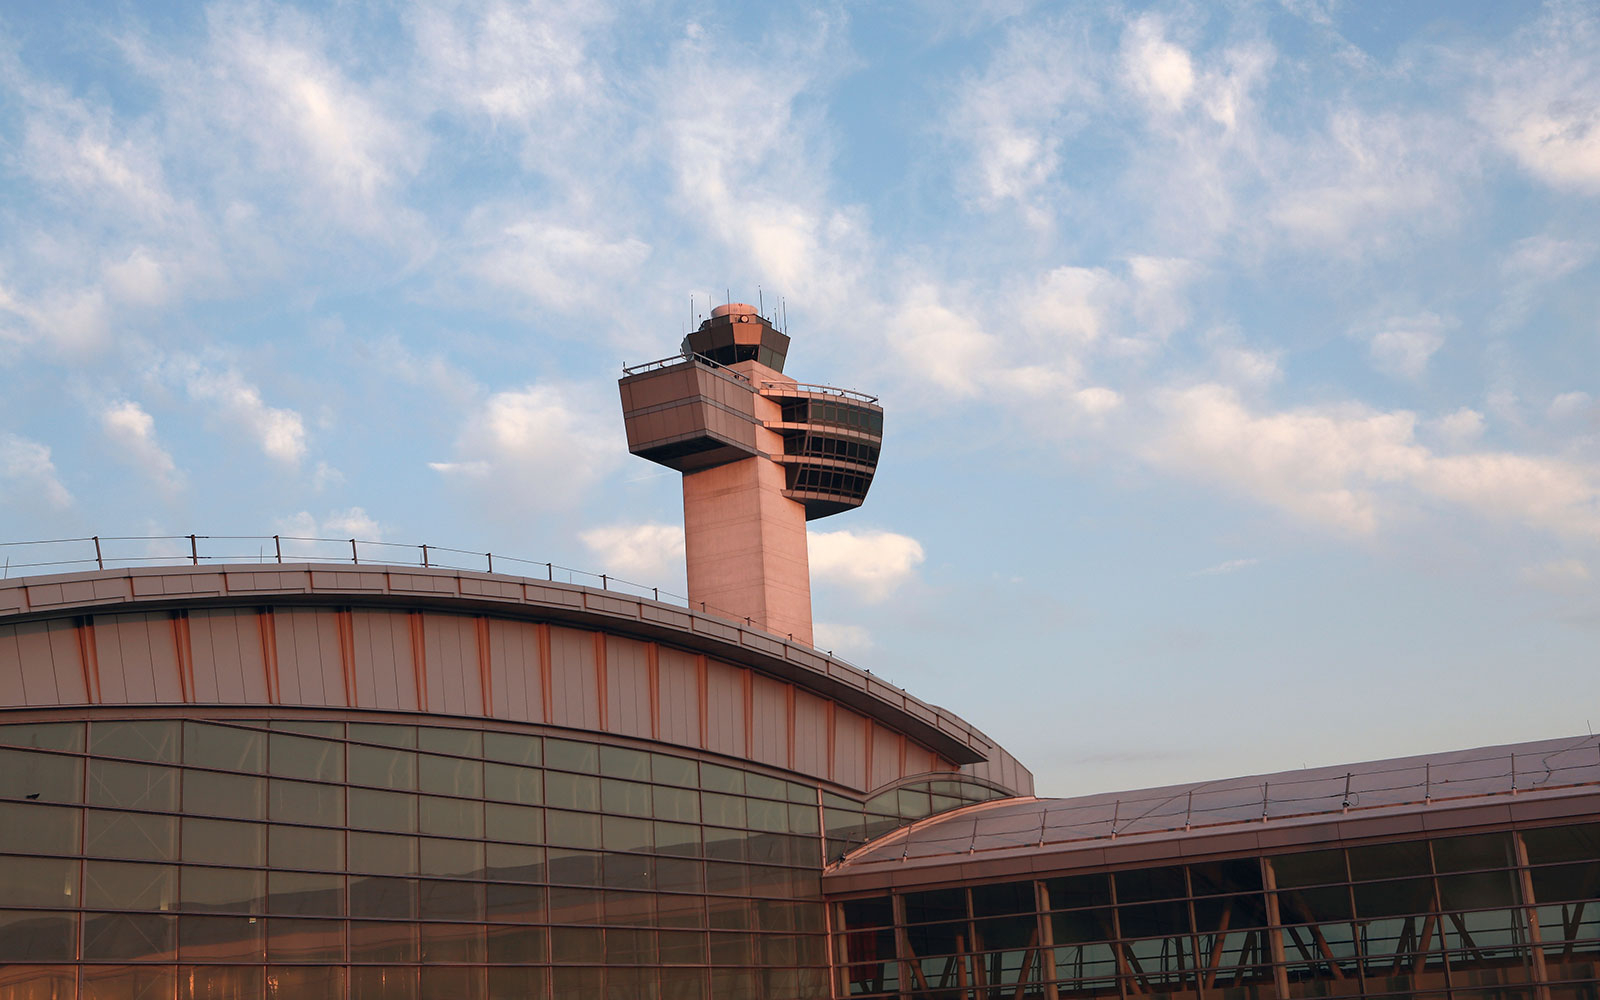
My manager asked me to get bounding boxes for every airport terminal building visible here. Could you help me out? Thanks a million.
[0,306,1595,1000]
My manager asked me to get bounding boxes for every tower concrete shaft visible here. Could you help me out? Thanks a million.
[618,302,883,646]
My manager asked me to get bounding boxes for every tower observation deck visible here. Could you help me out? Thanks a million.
[618,302,882,646]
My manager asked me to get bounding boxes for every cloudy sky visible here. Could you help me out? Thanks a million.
[2,1,1598,797]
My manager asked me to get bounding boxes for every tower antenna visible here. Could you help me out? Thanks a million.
[782,297,787,332]
[758,286,764,317]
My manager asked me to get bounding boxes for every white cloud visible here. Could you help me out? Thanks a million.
[1367,315,1447,380]
[579,522,686,582]
[1520,558,1592,593]
[807,528,926,601]
[1480,5,1600,193]
[1192,557,1259,577]
[1549,392,1593,422]
[465,213,651,312]
[182,365,307,464]
[101,401,181,492]
[1122,16,1195,114]
[1429,407,1486,447]
[0,433,73,509]
[812,622,874,659]
[433,383,620,508]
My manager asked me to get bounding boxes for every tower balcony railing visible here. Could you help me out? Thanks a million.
[620,350,752,384]
[757,380,879,405]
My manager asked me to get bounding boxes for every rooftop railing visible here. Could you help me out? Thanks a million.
[758,380,880,406]
[620,350,751,384]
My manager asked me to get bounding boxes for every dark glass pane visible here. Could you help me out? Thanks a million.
[548,810,602,849]
[656,893,706,929]
[0,747,83,802]
[486,802,543,844]
[91,720,179,762]
[485,842,544,883]
[599,745,649,779]
[1438,871,1520,910]
[0,910,77,961]
[483,731,540,765]
[1353,877,1433,918]
[601,778,651,817]
[546,847,601,886]
[651,754,697,788]
[1045,873,1113,910]
[700,764,743,794]
[488,967,546,1000]
[544,739,596,773]
[183,816,265,867]
[550,925,603,960]
[1051,907,1116,945]
[268,825,343,871]
[1194,892,1269,931]
[268,732,342,783]
[349,744,417,790]
[419,795,482,838]
[652,785,699,823]
[420,922,485,963]
[653,821,699,857]
[181,965,266,1000]
[0,801,80,854]
[972,880,1036,915]
[86,809,178,861]
[183,722,264,773]
[701,792,744,827]
[420,879,485,921]
[1530,861,1600,903]
[0,721,83,751]
[1432,833,1514,873]
[349,787,416,833]
[350,919,417,961]
[348,875,416,919]
[487,923,547,963]
[351,967,418,1000]
[182,770,265,820]
[1119,899,1190,937]
[1521,823,1600,865]
[180,866,265,914]
[549,886,603,925]
[841,896,893,930]
[1348,841,1430,881]
[266,965,344,998]
[267,916,343,962]
[419,754,482,797]
[269,778,343,825]
[484,762,540,804]
[487,881,545,923]
[82,911,176,960]
[348,831,417,876]
[267,871,343,916]
[605,852,653,891]
[788,802,819,836]
[421,967,485,1000]
[0,855,78,907]
[747,798,787,833]
[603,816,651,854]
[545,772,598,811]
[348,722,416,749]
[85,860,177,910]
[904,887,966,924]
[178,913,264,961]
[419,837,483,878]
[82,964,176,999]
[418,726,480,757]
[1191,859,1264,895]
[1271,849,1347,888]
[655,857,704,894]
[1116,865,1186,903]
[1277,884,1352,923]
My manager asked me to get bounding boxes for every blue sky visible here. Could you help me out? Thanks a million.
[2,1,1598,797]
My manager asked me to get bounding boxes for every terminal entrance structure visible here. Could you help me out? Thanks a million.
[0,300,1595,999]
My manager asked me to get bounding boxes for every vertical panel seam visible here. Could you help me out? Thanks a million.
[171,611,193,704]
[258,608,279,705]
[409,611,428,712]
[646,643,660,741]
[785,684,796,772]
[475,616,494,718]
[594,631,609,732]
[742,668,753,761]
[537,623,553,724]
[696,654,709,750]
[76,615,101,704]
[336,608,356,708]
[825,700,835,784]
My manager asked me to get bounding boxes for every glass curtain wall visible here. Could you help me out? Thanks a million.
[835,825,1600,1000]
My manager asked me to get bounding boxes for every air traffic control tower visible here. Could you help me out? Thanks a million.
[619,302,882,646]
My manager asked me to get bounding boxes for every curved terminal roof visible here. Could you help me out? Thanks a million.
[0,562,1024,780]
[826,732,1600,893]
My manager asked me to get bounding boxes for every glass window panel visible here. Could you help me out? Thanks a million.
[268,825,343,871]
[180,866,264,914]
[705,861,749,895]
[268,732,342,783]
[483,731,540,765]
[183,723,264,773]
[348,744,417,790]
[486,842,544,884]
[421,967,485,1000]
[350,919,417,962]
[419,754,482,797]
[546,847,601,887]
[788,802,819,836]
[349,722,416,748]
[652,785,699,823]
[0,855,78,907]
[603,816,652,854]
[420,837,484,879]
[267,871,343,916]
[601,778,651,817]
[1348,841,1431,881]
[487,923,547,963]
[1115,865,1187,903]
[701,792,744,827]
[82,911,176,960]
[348,831,417,876]
[0,801,80,854]
[1190,859,1265,895]
[420,879,485,921]
[700,763,743,793]
[487,967,544,1000]
[1438,871,1520,910]
[1194,892,1269,931]
[352,966,417,1000]
[652,754,697,788]
[268,720,342,737]
[486,882,545,923]
[349,786,417,833]
[82,965,177,999]
[89,759,179,811]
[1433,832,1515,873]
[545,772,598,811]
[1119,899,1191,938]
[746,773,785,801]
[91,720,179,762]
[1521,823,1600,865]
[709,930,753,964]
[747,798,787,833]
[86,809,178,861]
[178,913,264,962]
[181,816,264,867]
[0,721,84,750]
[1044,873,1112,910]
[420,922,485,963]
[653,821,700,857]
[1276,884,1353,923]
[269,778,343,825]
[903,887,965,926]
[0,910,76,962]
[348,875,415,919]
[659,928,708,964]
[418,726,480,757]
[181,965,265,1000]
[702,827,745,863]
[1271,849,1348,888]
[708,896,751,931]
[544,739,596,773]
[264,966,343,999]
[486,802,544,844]
[182,769,265,820]
[0,748,83,803]
[1050,907,1116,946]
[1530,861,1600,903]
[607,925,656,963]
[548,809,602,849]
[656,893,706,929]
[1353,877,1434,918]
[786,780,814,804]
[419,794,482,838]
[598,745,649,779]
[484,762,541,804]
[551,966,603,1000]
[550,924,603,959]
[603,852,653,891]
[548,885,603,925]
